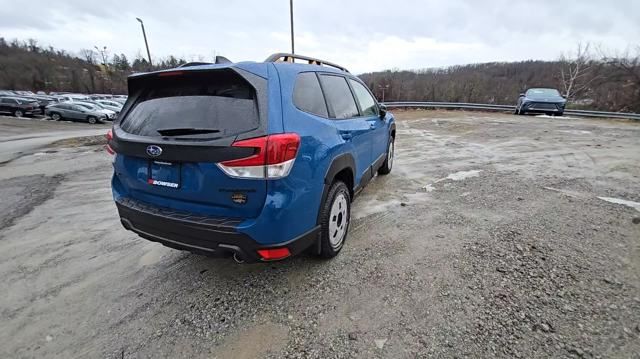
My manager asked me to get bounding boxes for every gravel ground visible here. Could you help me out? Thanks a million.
[0,110,638,358]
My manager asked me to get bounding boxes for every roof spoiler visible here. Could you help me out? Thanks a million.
[178,56,233,68]
[264,53,349,73]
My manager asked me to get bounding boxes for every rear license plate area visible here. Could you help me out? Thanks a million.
[148,161,181,188]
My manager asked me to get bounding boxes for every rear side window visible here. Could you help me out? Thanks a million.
[319,75,359,119]
[121,69,259,138]
[293,72,328,117]
[349,79,378,116]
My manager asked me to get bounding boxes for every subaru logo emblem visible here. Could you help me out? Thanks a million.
[146,145,162,157]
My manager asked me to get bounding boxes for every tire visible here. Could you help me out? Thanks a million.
[318,181,351,258]
[557,112,564,117]
[14,109,24,118]
[51,113,62,121]
[378,137,394,175]
[514,107,519,115]
[87,116,97,124]
[519,110,526,115]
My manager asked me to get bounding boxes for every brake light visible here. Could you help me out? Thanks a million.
[257,247,291,261]
[106,129,115,155]
[217,133,300,179]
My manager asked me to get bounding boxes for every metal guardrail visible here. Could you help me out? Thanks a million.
[382,102,640,120]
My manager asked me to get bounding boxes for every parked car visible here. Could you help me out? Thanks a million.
[73,102,117,120]
[54,94,91,102]
[515,88,567,116]
[45,102,108,123]
[0,96,41,117]
[107,53,396,263]
[21,95,59,114]
[95,100,123,114]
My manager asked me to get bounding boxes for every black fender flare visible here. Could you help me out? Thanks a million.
[323,153,356,186]
[312,153,356,253]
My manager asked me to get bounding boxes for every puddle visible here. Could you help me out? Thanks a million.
[352,198,402,220]
[597,197,640,212]
[138,245,166,266]
[441,170,482,181]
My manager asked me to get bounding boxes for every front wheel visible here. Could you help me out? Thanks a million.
[14,109,24,118]
[318,181,351,258]
[378,138,394,175]
[87,116,97,124]
[51,113,62,121]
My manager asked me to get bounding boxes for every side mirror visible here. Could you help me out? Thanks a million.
[379,104,387,118]
[519,93,525,97]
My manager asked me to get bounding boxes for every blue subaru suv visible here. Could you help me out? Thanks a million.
[107,53,395,262]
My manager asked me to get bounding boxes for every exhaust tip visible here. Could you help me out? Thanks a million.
[232,252,245,264]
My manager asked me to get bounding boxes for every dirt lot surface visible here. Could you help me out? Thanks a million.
[1,111,639,358]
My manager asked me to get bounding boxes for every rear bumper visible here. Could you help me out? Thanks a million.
[521,102,564,113]
[115,197,319,262]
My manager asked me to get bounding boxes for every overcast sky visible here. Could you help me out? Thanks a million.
[1,0,638,73]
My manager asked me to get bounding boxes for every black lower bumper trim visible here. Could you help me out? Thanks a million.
[116,198,319,262]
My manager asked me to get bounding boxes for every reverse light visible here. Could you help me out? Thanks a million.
[217,133,300,179]
[257,247,291,261]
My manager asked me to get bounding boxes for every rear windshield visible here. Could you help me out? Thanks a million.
[121,69,259,138]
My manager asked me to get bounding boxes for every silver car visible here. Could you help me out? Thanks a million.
[74,102,117,120]
[45,103,108,124]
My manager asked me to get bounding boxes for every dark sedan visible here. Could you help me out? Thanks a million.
[516,88,567,116]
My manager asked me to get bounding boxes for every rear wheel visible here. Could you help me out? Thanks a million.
[557,112,564,117]
[14,109,24,118]
[378,137,394,175]
[318,181,351,258]
[51,113,61,121]
[87,116,97,124]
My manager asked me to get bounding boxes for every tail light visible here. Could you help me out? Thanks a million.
[257,247,291,261]
[106,129,115,155]
[217,133,300,179]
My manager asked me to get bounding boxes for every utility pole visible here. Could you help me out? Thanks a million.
[378,84,390,102]
[136,17,153,67]
[289,0,295,54]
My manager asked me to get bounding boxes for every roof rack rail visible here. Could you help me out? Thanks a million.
[264,53,350,73]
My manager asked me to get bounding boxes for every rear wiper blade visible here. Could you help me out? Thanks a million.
[157,128,221,136]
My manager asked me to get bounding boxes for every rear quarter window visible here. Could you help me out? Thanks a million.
[293,72,328,117]
[121,69,260,138]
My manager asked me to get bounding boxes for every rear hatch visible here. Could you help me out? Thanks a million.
[111,67,269,218]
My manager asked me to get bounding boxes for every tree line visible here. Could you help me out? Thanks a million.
[1,38,638,112]
[360,44,640,112]
[0,38,188,94]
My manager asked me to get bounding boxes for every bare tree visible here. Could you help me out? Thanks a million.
[600,45,640,111]
[559,42,599,100]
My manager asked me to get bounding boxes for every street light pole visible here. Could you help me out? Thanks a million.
[289,0,295,54]
[136,17,153,67]
[378,84,390,102]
